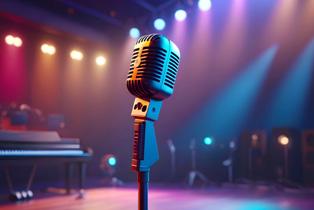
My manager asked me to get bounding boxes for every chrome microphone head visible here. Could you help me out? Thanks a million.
[126,34,181,101]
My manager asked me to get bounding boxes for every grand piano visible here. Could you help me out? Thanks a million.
[0,130,92,200]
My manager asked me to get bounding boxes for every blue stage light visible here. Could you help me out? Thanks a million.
[198,0,212,11]
[175,9,187,21]
[108,156,117,166]
[129,27,140,38]
[204,137,213,145]
[154,18,166,31]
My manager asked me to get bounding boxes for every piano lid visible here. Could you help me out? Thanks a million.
[0,130,61,143]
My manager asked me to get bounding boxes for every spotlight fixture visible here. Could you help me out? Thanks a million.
[100,154,117,171]
[5,34,23,47]
[278,135,289,146]
[70,50,83,60]
[175,9,187,21]
[154,18,166,31]
[108,156,117,166]
[129,27,140,39]
[95,55,107,66]
[198,0,212,11]
[203,136,213,145]
[14,37,23,47]
[5,35,14,45]
[251,133,259,147]
[41,43,56,55]
[100,154,123,186]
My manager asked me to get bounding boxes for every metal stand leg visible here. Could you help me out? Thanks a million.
[76,162,86,199]
[5,165,36,201]
[188,170,208,187]
[65,163,73,195]
[138,171,149,210]
[26,165,37,191]
[4,167,14,193]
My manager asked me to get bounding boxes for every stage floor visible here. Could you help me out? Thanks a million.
[0,186,313,210]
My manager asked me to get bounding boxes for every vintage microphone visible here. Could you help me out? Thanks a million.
[126,34,181,210]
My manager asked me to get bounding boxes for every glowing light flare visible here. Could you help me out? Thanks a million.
[5,35,23,47]
[14,37,22,47]
[278,135,289,146]
[95,55,107,66]
[204,137,213,145]
[198,0,212,12]
[129,27,140,38]
[41,43,56,55]
[154,18,166,31]
[108,156,117,166]
[5,35,14,45]
[251,134,259,147]
[175,9,187,21]
[70,50,83,60]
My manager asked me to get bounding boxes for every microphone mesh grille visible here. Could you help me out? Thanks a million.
[135,47,166,82]
[164,52,180,89]
[135,34,160,44]
[128,48,139,79]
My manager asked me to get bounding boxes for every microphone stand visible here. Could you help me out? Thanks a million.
[167,139,176,180]
[131,98,162,210]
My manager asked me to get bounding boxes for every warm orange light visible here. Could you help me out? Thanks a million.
[278,135,289,146]
[70,50,83,60]
[5,35,22,47]
[41,43,56,55]
[95,55,107,66]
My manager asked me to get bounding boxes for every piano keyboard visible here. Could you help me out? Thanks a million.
[0,149,85,156]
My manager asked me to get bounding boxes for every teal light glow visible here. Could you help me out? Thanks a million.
[268,39,314,127]
[154,18,166,31]
[108,156,117,166]
[176,45,278,139]
[129,27,140,38]
[204,137,213,145]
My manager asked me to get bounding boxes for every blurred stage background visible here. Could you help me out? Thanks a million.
[0,0,314,209]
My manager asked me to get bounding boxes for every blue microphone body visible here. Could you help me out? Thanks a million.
[126,34,181,210]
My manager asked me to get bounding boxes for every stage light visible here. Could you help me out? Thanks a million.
[278,135,289,145]
[100,154,123,186]
[204,136,213,145]
[5,35,15,45]
[175,9,187,21]
[70,50,83,60]
[95,55,107,66]
[198,0,212,11]
[154,18,166,31]
[41,43,56,55]
[108,156,117,166]
[5,35,23,47]
[14,37,22,47]
[251,133,259,147]
[129,27,140,38]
